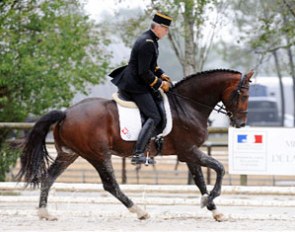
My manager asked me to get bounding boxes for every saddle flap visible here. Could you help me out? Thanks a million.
[113,90,173,141]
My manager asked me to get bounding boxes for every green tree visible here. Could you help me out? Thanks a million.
[110,0,226,76]
[0,0,112,181]
[0,142,20,182]
[226,0,295,126]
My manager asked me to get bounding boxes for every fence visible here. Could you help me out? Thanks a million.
[2,123,295,186]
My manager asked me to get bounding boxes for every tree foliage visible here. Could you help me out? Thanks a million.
[0,0,111,122]
[149,0,221,75]
[110,0,226,76]
[226,0,295,125]
[0,142,20,181]
[226,0,294,75]
[0,0,112,181]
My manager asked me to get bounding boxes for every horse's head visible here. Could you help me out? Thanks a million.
[222,70,254,128]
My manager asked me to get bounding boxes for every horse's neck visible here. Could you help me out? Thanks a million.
[170,75,227,124]
[177,76,225,108]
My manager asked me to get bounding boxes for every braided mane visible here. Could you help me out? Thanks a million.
[173,69,241,88]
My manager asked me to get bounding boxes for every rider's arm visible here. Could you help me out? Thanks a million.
[137,41,162,89]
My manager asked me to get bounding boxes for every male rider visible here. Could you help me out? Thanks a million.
[109,12,173,165]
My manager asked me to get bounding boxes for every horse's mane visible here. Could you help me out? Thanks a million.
[173,69,242,88]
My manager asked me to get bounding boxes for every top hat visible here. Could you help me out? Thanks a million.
[153,12,172,27]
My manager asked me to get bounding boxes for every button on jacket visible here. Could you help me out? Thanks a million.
[110,29,164,93]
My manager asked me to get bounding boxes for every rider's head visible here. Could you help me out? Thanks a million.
[151,12,172,39]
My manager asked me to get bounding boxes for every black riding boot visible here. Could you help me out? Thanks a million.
[131,118,156,165]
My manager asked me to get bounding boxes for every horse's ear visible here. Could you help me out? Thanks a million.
[245,69,254,81]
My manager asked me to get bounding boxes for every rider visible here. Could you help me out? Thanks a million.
[109,12,173,165]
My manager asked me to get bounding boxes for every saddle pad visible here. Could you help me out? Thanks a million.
[115,91,172,141]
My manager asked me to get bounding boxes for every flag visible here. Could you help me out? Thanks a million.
[254,135,263,143]
[237,134,263,144]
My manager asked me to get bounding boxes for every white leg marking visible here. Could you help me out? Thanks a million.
[212,209,225,222]
[37,208,58,221]
[128,204,150,220]
[200,194,209,208]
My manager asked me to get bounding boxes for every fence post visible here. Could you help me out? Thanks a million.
[240,175,248,185]
[122,157,127,184]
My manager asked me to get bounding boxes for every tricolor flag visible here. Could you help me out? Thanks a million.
[237,134,263,144]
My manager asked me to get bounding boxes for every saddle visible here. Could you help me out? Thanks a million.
[112,90,172,141]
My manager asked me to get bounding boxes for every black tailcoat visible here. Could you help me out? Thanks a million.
[110,29,164,93]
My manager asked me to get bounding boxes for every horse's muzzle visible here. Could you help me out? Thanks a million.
[235,122,246,128]
[231,119,246,128]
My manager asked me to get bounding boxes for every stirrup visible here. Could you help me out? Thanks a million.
[131,153,156,166]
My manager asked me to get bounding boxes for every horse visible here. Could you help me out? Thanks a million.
[17,69,254,222]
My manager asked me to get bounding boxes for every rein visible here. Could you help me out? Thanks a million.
[167,73,250,118]
[167,90,230,116]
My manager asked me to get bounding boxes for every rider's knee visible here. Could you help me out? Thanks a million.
[146,116,160,128]
[153,114,162,127]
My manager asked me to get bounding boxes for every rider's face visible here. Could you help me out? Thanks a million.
[154,25,169,39]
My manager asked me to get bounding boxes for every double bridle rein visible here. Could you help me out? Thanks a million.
[167,73,250,119]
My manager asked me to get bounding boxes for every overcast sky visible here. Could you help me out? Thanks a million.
[84,0,149,21]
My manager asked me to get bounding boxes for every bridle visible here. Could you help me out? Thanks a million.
[225,73,251,119]
[167,73,250,119]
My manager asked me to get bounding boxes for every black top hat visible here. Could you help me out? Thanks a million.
[153,12,172,27]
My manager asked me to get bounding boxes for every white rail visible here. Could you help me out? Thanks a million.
[1,182,295,195]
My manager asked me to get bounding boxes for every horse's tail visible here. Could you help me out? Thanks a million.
[16,110,66,187]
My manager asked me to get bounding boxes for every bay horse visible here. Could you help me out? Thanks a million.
[17,69,253,222]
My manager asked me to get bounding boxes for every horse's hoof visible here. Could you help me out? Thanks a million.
[138,212,150,220]
[212,209,225,222]
[38,208,58,221]
[200,194,209,208]
[128,204,150,220]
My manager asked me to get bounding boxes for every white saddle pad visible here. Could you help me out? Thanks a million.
[113,90,172,141]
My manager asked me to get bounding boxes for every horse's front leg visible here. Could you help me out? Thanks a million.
[182,145,225,221]
[186,162,224,221]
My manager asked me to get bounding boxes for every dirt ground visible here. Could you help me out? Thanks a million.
[1,185,295,231]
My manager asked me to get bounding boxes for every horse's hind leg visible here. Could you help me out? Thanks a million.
[88,157,150,220]
[186,162,224,221]
[38,150,78,221]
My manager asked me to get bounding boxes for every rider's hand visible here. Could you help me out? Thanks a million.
[160,81,170,92]
[161,74,174,88]
[161,73,172,83]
